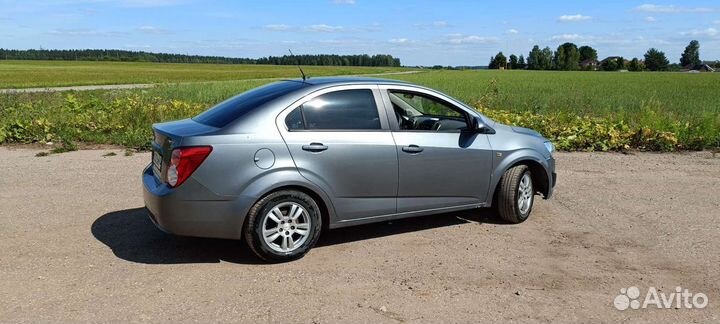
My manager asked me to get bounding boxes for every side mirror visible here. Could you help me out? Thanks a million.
[469,117,495,134]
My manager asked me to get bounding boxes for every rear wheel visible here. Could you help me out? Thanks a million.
[496,165,534,224]
[244,190,322,262]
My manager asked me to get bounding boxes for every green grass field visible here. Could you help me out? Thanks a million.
[0,61,718,151]
[388,70,720,120]
[0,60,409,88]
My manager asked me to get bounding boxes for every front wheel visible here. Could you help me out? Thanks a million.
[243,190,322,262]
[496,165,534,224]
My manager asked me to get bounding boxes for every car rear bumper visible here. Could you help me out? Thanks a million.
[142,164,247,240]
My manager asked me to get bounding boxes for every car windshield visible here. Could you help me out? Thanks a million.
[193,81,306,128]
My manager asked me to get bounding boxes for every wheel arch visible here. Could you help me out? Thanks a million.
[231,168,338,240]
[254,184,333,232]
[487,151,552,205]
[240,181,331,262]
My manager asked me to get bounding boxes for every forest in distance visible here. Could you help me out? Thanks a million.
[0,49,402,67]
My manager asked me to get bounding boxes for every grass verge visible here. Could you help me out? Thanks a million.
[1,70,718,152]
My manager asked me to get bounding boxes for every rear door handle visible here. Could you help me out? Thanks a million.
[302,142,328,152]
[402,145,424,154]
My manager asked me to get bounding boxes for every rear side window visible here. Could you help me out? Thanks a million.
[285,89,381,130]
[194,81,305,128]
[285,107,304,130]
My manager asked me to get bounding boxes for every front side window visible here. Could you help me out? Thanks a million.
[388,90,468,132]
[284,89,381,130]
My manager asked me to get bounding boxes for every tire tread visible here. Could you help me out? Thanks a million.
[243,190,321,262]
[497,165,531,224]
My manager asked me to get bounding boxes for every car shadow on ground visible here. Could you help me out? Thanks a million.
[91,207,508,265]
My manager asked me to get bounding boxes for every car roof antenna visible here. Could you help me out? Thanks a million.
[288,49,307,81]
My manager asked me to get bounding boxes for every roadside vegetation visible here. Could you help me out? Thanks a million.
[0,67,718,152]
[390,70,719,150]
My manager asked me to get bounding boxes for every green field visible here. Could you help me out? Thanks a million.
[389,70,720,123]
[0,60,409,88]
[0,61,718,151]
[389,70,720,150]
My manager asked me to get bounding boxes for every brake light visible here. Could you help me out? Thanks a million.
[167,146,212,187]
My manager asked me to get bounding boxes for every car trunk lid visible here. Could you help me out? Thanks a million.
[150,119,218,182]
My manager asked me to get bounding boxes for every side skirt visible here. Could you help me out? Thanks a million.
[329,202,489,229]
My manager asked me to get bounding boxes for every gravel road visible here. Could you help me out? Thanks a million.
[1,148,718,323]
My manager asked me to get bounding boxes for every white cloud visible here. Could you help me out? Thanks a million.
[111,0,187,8]
[48,28,121,37]
[264,23,360,33]
[388,38,409,44]
[714,20,720,24]
[415,21,450,29]
[363,22,383,32]
[507,28,519,34]
[445,34,498,44]
[634,4,713,13]
[308,24,344,32]
[264,24,291,31]
[559,14,592,22]
[201,11,236,19]
[317,39,359,45]
[550,33,586,41]
[124,44,152,49]
[681,27,719,37]
[16,0,186,9]
[332,0,355,5]
[433,21,448,27]
[137,25,169,34]
[645,16,657,22]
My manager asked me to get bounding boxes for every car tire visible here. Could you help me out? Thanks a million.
[243,190,322,262]
[496,165,534,224]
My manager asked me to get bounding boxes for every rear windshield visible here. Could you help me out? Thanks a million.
[193,81,306,128]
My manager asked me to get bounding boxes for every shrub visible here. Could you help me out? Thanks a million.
[475,105,682,152]
[0,92,716,152]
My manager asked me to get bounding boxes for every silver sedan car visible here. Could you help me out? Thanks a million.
[143,77,556,262]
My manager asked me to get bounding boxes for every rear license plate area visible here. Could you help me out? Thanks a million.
[152,150,162,179]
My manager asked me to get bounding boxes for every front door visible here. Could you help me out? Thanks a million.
[381,87,494,213]
[279,86,398,221]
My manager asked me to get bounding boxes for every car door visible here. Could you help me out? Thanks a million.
[379,85,494,213]
[277,85,398,221]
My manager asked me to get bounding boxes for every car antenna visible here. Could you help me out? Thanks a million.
[288,49,307,81]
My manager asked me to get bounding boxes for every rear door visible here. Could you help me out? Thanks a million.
[379,85,494,213]
[277,85,398,221]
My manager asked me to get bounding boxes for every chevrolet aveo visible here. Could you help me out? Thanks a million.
[143,77,556,262]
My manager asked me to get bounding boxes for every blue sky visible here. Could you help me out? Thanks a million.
[1,0,719,66]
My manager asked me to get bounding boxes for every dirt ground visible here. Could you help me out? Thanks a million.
[1,148,718,323]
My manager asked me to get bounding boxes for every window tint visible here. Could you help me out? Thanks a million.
[194,81,305,128]
[285,107,304,130]
[390,91,461,118]
[295,89,381,130]
[389,90,468,132]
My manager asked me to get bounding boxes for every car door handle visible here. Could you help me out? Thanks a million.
[302,142,328,152]
[402,145,424,154]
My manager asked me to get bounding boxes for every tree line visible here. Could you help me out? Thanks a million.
[488,40,717,72]
[256,54,400,67]
[0,49,402,67]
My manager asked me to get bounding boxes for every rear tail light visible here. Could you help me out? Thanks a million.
[167,146,212,188]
